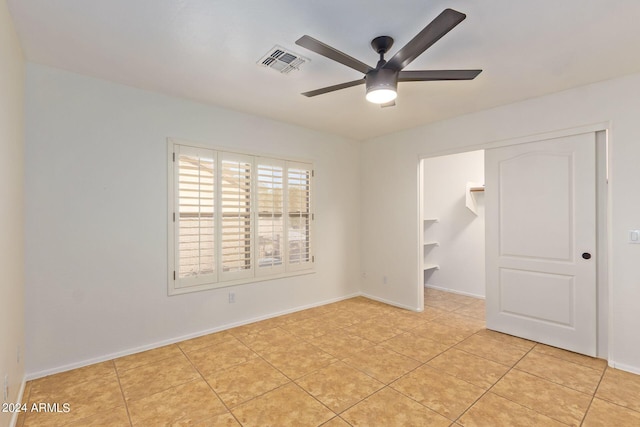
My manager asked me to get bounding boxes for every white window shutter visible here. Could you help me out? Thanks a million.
[256,159,286,275]
[174,145,217,288]
[286,162,313,271]
[219,152,254,280]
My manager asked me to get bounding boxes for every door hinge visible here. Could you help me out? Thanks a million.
[312,256,315,262]
[312,170,315,177]
[173,212,175,222]
[173,271,176,280]
[312,213,315,220]
[173,152,175,162]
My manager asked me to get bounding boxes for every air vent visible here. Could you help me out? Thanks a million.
[258,45,309,74]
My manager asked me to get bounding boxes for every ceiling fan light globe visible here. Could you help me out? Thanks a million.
[366,88,397,104]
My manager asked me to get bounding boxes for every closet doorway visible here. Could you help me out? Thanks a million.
[420,150,486,299]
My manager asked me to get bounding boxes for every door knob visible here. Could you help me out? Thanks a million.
[582,252,591,260]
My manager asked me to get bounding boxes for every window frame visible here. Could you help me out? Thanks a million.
[167,139,315,295]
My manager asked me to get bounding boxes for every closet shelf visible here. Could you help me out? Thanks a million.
[424,264,440,272]
[465,182,484,215]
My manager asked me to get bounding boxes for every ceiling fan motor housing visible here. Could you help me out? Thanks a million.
[366,68,398,93]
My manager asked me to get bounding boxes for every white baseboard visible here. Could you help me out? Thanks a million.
[9,377,27,427]
[608,360,640,376]
[26,292,360,381]
[425,284,485,300]
[360,292,421,312]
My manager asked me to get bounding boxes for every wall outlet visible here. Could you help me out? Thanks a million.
[361,272,367,279]
[228,292,236,303]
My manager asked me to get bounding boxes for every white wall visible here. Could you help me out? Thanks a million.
[0,0,25,423]
[361,72,640,374]
[422,151,485,298]
[24,64,361,376]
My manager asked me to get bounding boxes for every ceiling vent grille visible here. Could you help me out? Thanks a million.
[258,45,309,74]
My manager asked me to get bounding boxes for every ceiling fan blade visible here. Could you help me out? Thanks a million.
[398,69,482,81]
[384,9,466,71]
[301,79,365,97]
[380,100,396,108]
[296,35,373,74]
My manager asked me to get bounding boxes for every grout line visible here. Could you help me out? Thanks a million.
[113,360,134,427]
[578,365,608,426]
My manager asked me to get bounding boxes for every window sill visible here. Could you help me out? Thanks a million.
[168,269,316,296]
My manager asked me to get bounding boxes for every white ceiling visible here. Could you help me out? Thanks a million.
[8,0,640,140]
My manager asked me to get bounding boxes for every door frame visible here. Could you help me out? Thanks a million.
[417,122,612,359]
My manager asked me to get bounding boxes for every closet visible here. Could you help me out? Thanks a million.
[421,150,485,298]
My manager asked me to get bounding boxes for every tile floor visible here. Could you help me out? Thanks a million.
[16,289,640,426]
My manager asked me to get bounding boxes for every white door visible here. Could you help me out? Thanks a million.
[485,132,596,356]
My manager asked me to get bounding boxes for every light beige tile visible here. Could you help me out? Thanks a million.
[341,387,450,427]
[392,365,485,420]
[596,367,640,412]
[515,351,604,394]
[381,310,428,332]
[492,369,591,426]
[382,331,449,363]
[432,312,486,333]
[459,392,566,427]
[310,329,376,359]
[454,299,486,320]
[236,326,302,354]
[192,412,241,426]
[30,361,116,394]
[25,373,125,427]
[281,317,338,340]
[341,319,404,343]
[296,361,384,413]
[474,329,536,351]
[186,336,257,377]
[232,383,334,427]
[583,397,640,426]
[204,358,289,407]
[427,348,509,389]
[177,330,233,354]
[65,405,131,426]
[531,344,607,371]
[454,334,529,367]
[261,341,337,379]
[424,297,467,312]
[343,345,421,384]
[114,345,183,372]
[118,354,200,401]
[127,379,226,426]
[320,416,352,426]
[412,322,474,346]
[417,305,451,321]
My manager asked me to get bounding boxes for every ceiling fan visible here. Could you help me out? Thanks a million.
[295,8,481,107]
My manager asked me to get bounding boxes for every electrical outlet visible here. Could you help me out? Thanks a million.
[228,292,236,303]
[361,272,367,279]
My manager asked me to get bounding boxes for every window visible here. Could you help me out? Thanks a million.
[168,141,314,294]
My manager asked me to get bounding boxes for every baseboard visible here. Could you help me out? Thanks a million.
[425,284,485,300]
[608,360,640,376]
[9,377,27,427]
[26,292,360,381]
[360,292,421,312]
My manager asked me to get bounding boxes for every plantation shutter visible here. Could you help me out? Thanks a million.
[286,162,313,271]
[175,146,216,288]
[256,159,286,275]
[220,153,253,280]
